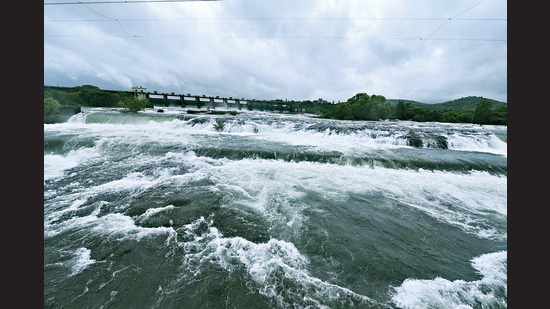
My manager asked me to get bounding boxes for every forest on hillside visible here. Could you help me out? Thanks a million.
[44,85,507,125]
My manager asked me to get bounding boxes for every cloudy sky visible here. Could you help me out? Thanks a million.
[44,0,507,104]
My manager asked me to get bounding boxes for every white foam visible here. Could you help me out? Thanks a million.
[178,217,378,308]
[136,205,176,223]
[471,251,507,287]
[69,247,96,276]
[447,133,507,156]
[89,213,175,240]
[390,251,507,308]
[44,148,100,181]
[46,209,175,241]
[45,148,506,242]
[204,158,506,240]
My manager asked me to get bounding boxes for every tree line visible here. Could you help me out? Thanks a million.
[44,85,506,125]
[44,85,151,122]
[44,84,148,110]
[318,93,506,125]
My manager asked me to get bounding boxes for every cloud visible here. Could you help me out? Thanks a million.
[44,0,507,103]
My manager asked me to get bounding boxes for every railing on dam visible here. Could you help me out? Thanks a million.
[143,92,296,112]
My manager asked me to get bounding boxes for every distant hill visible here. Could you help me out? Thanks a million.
[387,96,507,111]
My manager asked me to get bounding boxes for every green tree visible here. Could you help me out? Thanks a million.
[44,97,61,115]
[373,98,391,119]
[74,85,119,107]
[489,105,507,125]
[118,97,150,113]
[395,101,407,119]
[350,93,372,120]
[472,99,493,124]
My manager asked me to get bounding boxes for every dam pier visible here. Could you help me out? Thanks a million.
[135,88,296,113]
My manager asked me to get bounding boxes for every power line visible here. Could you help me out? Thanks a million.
[45,0,225,5]
[425,0,487,39]
[43,33,506,41]
[44,17,506,22]
[44,0,505,42]
[74,0,139,36]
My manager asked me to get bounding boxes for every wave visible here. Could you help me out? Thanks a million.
[49,110,507,176]
[169,216,392,309]
[65,109,506,155]
[390,251,507,308]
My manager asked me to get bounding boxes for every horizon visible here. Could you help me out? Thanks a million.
[44,84,507,105]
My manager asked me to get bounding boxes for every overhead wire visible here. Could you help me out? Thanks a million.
[44,0,506,42]
[45,0,226,5]
[75,0,138,36]
[45,17,506,22]
[425,0,487,40]
[43,33,506,42]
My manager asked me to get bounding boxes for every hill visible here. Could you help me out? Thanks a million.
[387,96,507,111]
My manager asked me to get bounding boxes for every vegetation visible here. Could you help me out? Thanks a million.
[213,120,225,131]
[319,93,392,121]
[44,97,61,115]
[118,96,150,113]
[44,84,132,108]
[316,92,506,125]
[44,85,507,125]
[43,85,153,121]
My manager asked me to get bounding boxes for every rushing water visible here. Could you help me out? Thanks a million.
[44,107,507,308]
